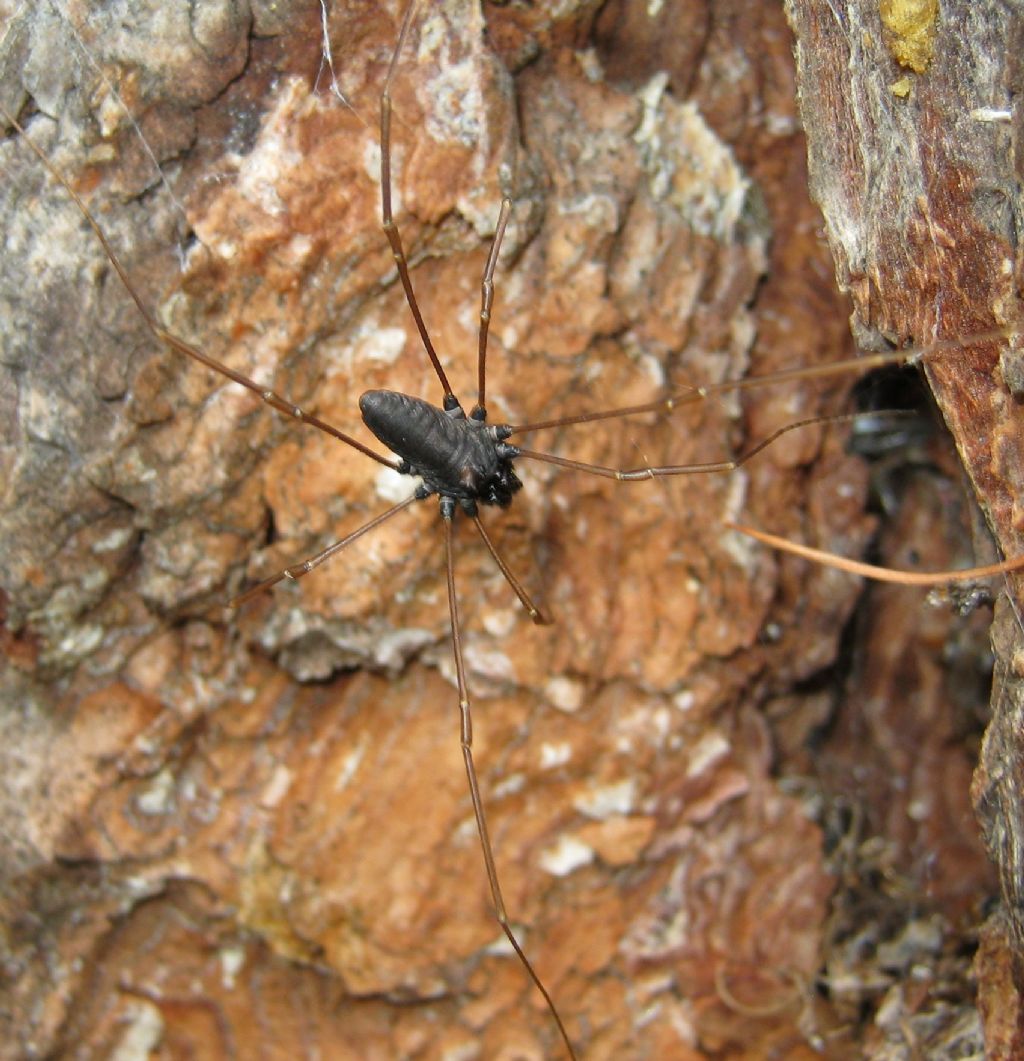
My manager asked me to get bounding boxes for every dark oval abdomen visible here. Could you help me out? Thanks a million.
[359,390,521,506]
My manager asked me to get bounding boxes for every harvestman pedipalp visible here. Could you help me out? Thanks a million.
[6,0,1024,1055]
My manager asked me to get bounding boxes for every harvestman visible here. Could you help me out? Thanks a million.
[5,0,1024,1055]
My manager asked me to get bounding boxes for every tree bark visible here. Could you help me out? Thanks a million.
[786,0,1024,1055]
[0,0,1006,1056]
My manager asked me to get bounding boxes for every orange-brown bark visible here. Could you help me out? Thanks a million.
[0,0,1004,1056]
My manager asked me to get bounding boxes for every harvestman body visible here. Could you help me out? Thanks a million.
[359,391,523,512]
[6,0,1024,1055]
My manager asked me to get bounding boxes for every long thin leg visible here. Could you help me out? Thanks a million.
[514,411,883,482]
[1,106,399,471]
[506,331,1013,436]
[473,197,512,421]
[442,511,577,1061]
[728,522,1024,586]
[230,495,420,607]
[380,0,456,406]
[471,514,549,625]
